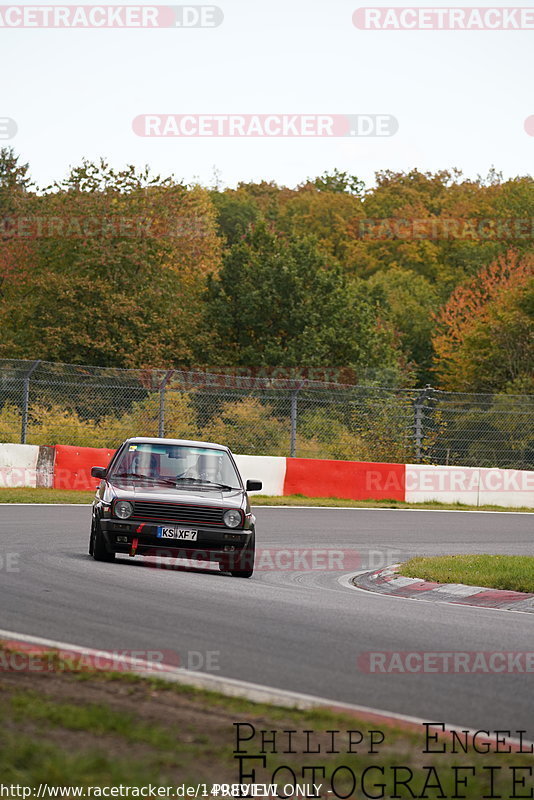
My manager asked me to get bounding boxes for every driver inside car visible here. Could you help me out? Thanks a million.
[181,453,220,482]
[130,452,160,479]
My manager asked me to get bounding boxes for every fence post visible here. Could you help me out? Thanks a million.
[290,389,299,458]
[21,360,41,444]
[413,385,431,461]
[158,370,174,438]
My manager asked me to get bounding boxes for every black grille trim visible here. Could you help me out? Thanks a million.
[131,501,233,527]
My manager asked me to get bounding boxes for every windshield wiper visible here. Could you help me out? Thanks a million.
[113,474,239,491]
[113,473,177,486]
[174,478,239,491]
[202,481,240,491]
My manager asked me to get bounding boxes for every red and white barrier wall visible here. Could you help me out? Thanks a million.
[404,464,534,507]
[0,444,39,488]
[0,443,54,489]
[0,443,533,508]
[53,445,116,491]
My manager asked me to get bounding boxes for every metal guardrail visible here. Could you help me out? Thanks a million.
[0,359,533,469]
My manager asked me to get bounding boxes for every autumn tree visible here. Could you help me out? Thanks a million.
[0,159,222,367]
[432,250,534,391]
[368,267,440,382]
[0,148,35,304]
[305,169,365,196]
[210,189,261,245]
[201,223,401,376]
[2,154,533,394]
[278,187,363,265]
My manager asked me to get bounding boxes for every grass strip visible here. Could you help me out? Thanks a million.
[0,487,532,512]
[401,554,534,593]
[0,643,533,796]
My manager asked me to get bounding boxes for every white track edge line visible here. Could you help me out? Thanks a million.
[254,506,534,514]
[1,628,532,749]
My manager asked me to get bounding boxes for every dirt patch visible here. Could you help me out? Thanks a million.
[1,658,533,798]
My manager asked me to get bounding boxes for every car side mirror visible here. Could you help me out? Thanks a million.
[246,480,262,492]
[91,466,107,479]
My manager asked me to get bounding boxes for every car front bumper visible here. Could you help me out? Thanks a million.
[99,518,251,560]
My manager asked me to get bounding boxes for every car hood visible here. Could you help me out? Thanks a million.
[109,481,245,510]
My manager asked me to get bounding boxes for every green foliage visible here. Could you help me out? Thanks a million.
[0,402,22,443]
[278,188,363,264]
[0,402,95,446]
[305,169,365,196]
[439,391,534,470]
[210,190,261,244]
[1,153,533,395]
[458,279,534,392]
[433,252,534,391]
[368,268,440,382]
[0,147,32,210]
[0,159,222,368]
[94,393,200,445]
[296,408,370,461]
[202,223,400,373]
[296,401,418,463]
[202,397,289,455]
[0,393,199,448]
[0,391,415,461]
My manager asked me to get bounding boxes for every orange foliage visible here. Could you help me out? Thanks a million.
[432,250,534,387]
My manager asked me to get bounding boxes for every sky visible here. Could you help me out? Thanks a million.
[1,0,533,190]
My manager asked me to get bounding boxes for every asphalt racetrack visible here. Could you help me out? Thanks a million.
[1,505,532,734]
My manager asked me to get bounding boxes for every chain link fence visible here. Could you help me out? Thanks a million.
[0,359,533,469]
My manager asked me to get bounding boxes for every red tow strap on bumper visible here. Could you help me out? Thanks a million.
[130,524,145,556]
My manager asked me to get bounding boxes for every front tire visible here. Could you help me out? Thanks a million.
[223,532,255,579]
[90,519,115,562]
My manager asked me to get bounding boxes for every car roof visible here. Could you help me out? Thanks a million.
[124,437,231,452]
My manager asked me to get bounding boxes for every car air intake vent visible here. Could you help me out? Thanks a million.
[133,502,225,526]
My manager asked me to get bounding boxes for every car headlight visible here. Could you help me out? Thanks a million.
[114,500,134,519]
[223,509,242,529]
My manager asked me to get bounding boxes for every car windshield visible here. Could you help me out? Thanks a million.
[110,442,241,490]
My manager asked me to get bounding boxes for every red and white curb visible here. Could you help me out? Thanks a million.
[354,565,534,613]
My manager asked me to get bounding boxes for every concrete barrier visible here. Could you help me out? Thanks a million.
[53,445,116,491]
[0,443,40,488]
[405,464,480,505]
[284,457,405,501]
[36,446,55,488]
[0,442,532,508]
[479,467,534,508]
[233,454,286,496]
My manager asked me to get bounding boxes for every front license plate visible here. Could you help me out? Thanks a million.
[157,527,198,541]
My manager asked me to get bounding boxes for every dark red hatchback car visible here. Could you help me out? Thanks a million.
[89,437,261,578]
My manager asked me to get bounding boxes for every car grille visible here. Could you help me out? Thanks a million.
[132,501,227,527]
